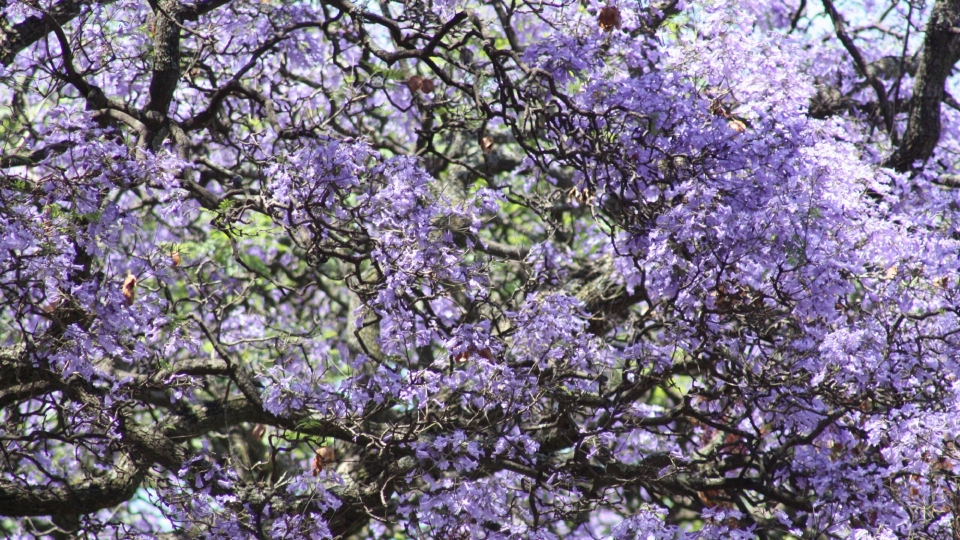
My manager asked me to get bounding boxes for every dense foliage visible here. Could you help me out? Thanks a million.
[3,0,960,537]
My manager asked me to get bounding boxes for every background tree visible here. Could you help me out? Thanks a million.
[2,0,960,537]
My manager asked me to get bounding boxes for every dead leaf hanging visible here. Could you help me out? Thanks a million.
[480,136,495,154]
[312,446,336,476]
[122,274,137,305]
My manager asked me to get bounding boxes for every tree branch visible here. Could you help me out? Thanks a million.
[0,141,73,168]
[0,0,115,66]
[821,0,894,131]
[180,0,233,21]
[883,0,960,171]
[0,453,146,517]
[145,0,183,117]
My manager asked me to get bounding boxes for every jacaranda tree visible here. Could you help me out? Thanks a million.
[3,0,960,537]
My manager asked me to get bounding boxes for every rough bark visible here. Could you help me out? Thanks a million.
[0,0,102,66]
[145,0,183,119]
[0,454,146,517]
[883,0,960,171]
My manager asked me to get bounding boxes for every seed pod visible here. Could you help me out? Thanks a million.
[171,251,181,267]
[728,119,746,133]
[479,136,495,154]
[598,6,622,32]
[312,446,336,476]
[420,78,435,93]
[251,424,265,439]
[407,75,423,93]
[122,274,137,305]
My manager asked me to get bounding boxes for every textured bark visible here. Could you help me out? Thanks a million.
[146,0,183,117]
[0,0,103,66]
[884,0,960,171]
[0,0,229,67]
[0,454,146,517]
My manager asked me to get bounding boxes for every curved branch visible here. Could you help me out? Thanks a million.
[180,0,234,21]
[0,0,114,66]
[0,453,146,517]
[820,0,893,130]
[0,141,74,168]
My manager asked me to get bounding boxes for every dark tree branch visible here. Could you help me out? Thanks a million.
[0,0,115,66]
[821,0,894,131]
[145,0,183,117]
[179,177,221,209]
[40,9,91,97]
[180,0,233,21]
[3,5,145,129]
[122,416,188,470]
[0,454,146,517]
[789,0,807,33]
[326,456,418,537]
[0,380,56,408]
[0,141,73,168]
[883,0,960,172]
[180,22,325,132]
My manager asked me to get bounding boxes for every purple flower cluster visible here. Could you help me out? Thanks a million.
[3,0,960,537]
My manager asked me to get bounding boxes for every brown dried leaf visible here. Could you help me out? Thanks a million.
[312,446,336,475]
[480,136,495,154]
[122,274,137,305]
[420,78,435,93]
[728,119,746,133]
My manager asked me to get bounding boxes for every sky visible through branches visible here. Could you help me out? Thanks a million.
[2,0,960,538]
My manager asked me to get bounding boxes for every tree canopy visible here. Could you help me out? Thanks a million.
[3,0,960,538]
